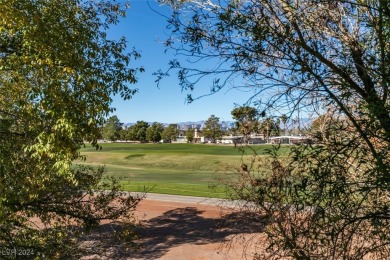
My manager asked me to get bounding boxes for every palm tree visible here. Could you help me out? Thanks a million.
[280,114,288,136]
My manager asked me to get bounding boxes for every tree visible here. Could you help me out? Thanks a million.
[259,117,280,140]
[186,128,195,143]
[161,124,179,142]
[102,115,123,141]
[146,122,164,143]
[161,0,390,258]
[280,114,288,136]
[137,127,147,143]
[119,128,128,142]
[130,121,149,142]
[0,0,143,257]
[127,125,137,142]
[231,106,258,143]
[309,110,341,143]
[202,115,223,143]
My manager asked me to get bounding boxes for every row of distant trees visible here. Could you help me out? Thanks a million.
[102,116,178,143]
[102,107,296,143]
[101,115,201,143]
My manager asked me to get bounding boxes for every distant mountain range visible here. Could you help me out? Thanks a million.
[123,118,314,130]
[123,120,236,130]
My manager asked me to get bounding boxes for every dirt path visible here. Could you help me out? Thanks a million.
[82,198,266,259]
[134,198,267,260]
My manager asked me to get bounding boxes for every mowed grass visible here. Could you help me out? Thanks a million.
[78,143,290,198]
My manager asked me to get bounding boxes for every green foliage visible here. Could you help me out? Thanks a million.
[202,115,223,143]
[280,114,288,135]
[126,126,137,142]
[102,115,123,141]
[185,128,195,143]
[137,127,147,143]
[146,122,164,143]
[258,117,280,139]
[128,121,149,143]
[119,128,128,141]
[231,106,258,143]
[0,0,142,257]
[161,124,179,142]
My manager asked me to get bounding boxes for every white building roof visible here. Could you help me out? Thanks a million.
[269,136,309,140]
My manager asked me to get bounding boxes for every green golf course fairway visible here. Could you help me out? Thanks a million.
[78,143,290,198]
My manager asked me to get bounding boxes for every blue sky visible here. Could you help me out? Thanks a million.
[108,0,254,123]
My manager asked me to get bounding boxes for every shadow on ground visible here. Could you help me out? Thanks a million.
[80,207,266,259]
[130,207,266,259]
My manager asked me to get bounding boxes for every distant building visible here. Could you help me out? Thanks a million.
[269,135,311,144]
[221,134,266,144]
[193,128,205,143]
[248,134,266,144]
[173,136,188,143]
[221,135,241,144]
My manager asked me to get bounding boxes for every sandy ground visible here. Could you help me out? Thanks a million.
[82,198,267,260]
[131,199,265,260]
